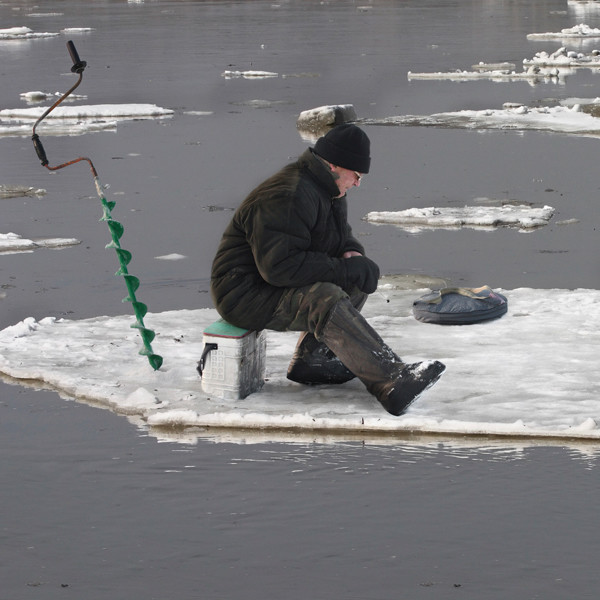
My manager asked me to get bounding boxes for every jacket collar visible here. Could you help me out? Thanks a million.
[299,148,341,198]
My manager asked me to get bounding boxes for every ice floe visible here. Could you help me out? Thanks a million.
[362,103,600,137]
[0,282,597,442]
[0,185,46,199]
[0,104,174,120]
[155,253,187,261]
[1,120,117,137]
[523,46,600,67]
[0,103,173,137]
[296,104,358,138]
[20,90,88,104]
[407,65,565,82]
[364,205,555,232]
[0,232,80,254]
[60,28,94,34]
[527,23,600,40]
[221,70,278,79]
[0,26,59,40]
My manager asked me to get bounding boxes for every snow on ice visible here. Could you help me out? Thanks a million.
[0,279,598,443]
[0,26,59,40]
[20,91,88,104]
[0,104,174,120]
[364,205,555,232]
[0,26,93,40]
[0,185,46,199]
[527,23,600,40]
[524,47,600,67]
[0,103,174,137]
[363,103,600,136]
[221,70,278,79]
[407,65,565,82]
[0,232,80,253]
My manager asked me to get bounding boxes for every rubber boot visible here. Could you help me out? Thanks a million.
[287,332,356,385]
[318,298,446,416]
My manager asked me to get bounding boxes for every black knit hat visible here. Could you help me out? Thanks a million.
[313,124,371,174]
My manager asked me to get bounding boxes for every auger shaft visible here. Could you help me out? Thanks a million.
[30,41,163,371]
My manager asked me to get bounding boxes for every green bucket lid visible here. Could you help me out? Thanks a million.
[203,319,253,338]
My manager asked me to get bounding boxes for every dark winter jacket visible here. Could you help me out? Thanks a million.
[210,148,371,330]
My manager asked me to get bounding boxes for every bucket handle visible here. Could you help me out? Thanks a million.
[197,343,218,378]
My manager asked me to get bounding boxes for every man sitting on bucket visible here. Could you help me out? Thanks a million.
[209,124,445,416]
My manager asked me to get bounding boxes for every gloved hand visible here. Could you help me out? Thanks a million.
[344,256,380,294]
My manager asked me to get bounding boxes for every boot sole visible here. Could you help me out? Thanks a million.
[380,360,446,417]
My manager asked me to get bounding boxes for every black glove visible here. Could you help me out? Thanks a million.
[344,256,380,294]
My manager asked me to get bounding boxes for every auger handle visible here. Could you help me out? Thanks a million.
[31,41,92,170]
[31,134,49,166]
[67,40,87,74]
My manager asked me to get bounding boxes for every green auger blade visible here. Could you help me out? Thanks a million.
[100,197,116,220]
[122,274,140,302]
[106,220,124,246]
[114,248,132,275]
[137,327,156,347]
[147,354,164,371]
[131,300,148,321]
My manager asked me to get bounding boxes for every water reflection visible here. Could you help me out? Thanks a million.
[155,427,600,470]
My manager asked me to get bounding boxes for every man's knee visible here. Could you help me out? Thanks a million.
[300,282,349,336]
[265,281,365,334]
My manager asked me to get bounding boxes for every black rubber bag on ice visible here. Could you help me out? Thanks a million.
[413,286,508,325]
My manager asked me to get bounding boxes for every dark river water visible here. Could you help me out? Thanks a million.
[1,1,599,598]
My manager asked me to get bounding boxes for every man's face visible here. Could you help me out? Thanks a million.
[330,164,363,197]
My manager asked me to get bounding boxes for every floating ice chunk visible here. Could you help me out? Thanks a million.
[0,27,32,36]
[363,104,600,136]
[364,205,555,231]
[221,70,278,79]
[155,253,187,261]
[0,26,59,39]
[0,232,80,253]
[296,104,357,138]
[408,66,563,81]
[60,28,94,34]
[0,119,117,137]
[527,23,600,39]
[523,46,600,67]
[0,103,173,120]
[19,90,88,103]
[0,185,46,198]
[184,110,213,116]
[19,91,48,102]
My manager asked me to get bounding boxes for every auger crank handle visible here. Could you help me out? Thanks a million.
[31,134,48,166]
[67,40,87,74]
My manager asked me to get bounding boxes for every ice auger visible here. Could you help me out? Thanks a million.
[31,41,163,371]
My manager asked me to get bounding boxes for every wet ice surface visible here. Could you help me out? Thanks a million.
[0,279,598,442]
